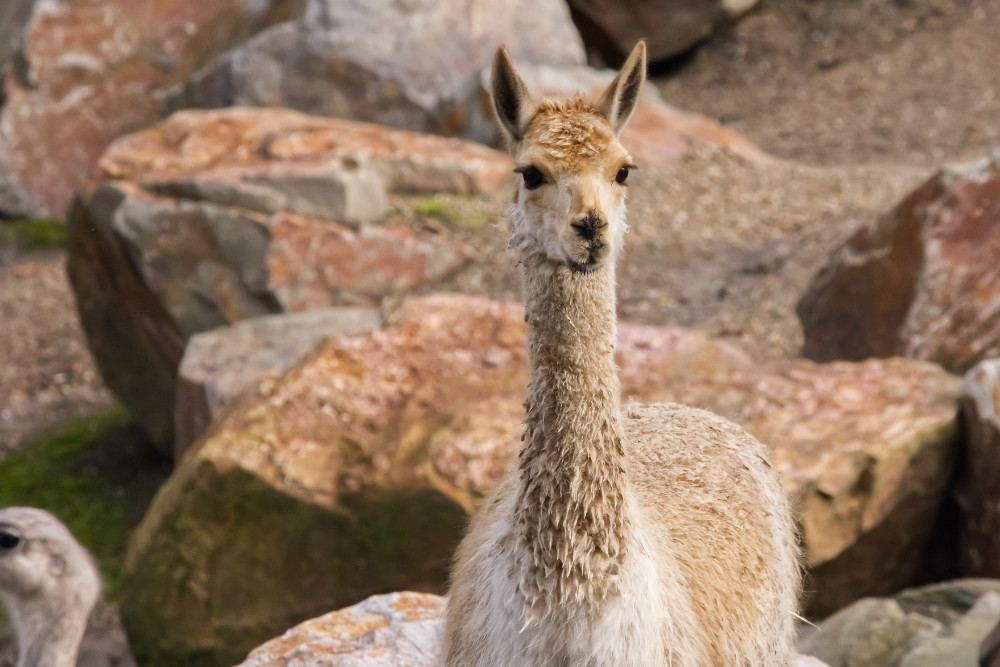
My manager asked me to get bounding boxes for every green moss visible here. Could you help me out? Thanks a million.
[414,197,447,218]
[121,464,466,667]
[0,406,160,596]
[0,218,68,248]
[411,194,494,229]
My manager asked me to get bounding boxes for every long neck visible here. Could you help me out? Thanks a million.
[514,254,631,619]
[11,598,88,667]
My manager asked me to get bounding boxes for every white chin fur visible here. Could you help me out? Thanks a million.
[506,201,628,268]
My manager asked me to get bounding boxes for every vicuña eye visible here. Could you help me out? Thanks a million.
[0,531,20,550]
[515,166,546,190]
[615,165,634,185]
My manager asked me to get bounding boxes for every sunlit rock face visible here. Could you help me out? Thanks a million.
[0,0,301,218]
[66,108,509,449]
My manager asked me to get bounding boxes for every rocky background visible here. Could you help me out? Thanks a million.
[2,0,1000,665]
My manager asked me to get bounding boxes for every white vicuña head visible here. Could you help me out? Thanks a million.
[0,507,101,667]
[493,41,647,274]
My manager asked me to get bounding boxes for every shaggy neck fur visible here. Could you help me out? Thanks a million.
[515,251,631,622]
[11,598,89,667]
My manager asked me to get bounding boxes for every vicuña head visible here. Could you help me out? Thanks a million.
[494,42,645,275]
[0,507,101,667]
[445,41,800,667]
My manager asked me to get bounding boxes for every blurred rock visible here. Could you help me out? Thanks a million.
[798,580,1000,667]
[67,107,505,449]
[498,63,773,167]
[238,592,444,667]
[0,0,301,218]
[167,0,585,144]
[0,0,35,75]
[799,158,1000,374]
[566,0,760,64]
[175,306,381,460]
[957,359,1000,578]
[983,615,1000,667]
[120,294,961,662]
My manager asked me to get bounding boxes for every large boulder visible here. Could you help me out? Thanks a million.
[121,294,961,663]
[0,0,300,218]
[956,359,1000,578]
[67,107,511,449]
[798,158,1000,374]
[175,306,382,459]
[238,592,445,667]
[566,0,761,64]
[798,580,1000,667]
[167,0,585,144]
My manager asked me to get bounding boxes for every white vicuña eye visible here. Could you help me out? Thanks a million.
[515,166,546,190]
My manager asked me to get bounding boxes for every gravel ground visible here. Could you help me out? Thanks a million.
[0,250,113,454]
[657,0,1000,167]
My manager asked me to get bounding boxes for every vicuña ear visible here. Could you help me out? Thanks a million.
[598,41,647,135]
[491,46,534,145]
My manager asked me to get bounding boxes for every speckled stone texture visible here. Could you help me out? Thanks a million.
[0,0,300,217]
[67,108,509,448]
[238,592,445,667]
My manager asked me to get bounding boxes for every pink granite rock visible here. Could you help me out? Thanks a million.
[0,0,300,217]
[238,593,445,667]
[67,108,507,448]
[168,0,585,144]
[799,159,1000,374]
[175,306,381,459]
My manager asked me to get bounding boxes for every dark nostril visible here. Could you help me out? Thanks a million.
[571,211,605,240]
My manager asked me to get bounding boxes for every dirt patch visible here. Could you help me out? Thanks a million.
[657,0,1000,166]
[0,249,114,454]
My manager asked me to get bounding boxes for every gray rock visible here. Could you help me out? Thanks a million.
[567,0,760,64]
[957,359,1000,577]
[799,580,1000,667]
[167,0,586,144]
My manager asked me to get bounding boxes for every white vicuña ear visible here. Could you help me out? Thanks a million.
[491,46,534,146]
[598,40,647,135]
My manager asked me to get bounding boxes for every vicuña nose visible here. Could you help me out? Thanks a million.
[571,210,606,241]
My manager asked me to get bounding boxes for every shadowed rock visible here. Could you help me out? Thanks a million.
[957,359,1000,578]
[799,158,1000,374]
